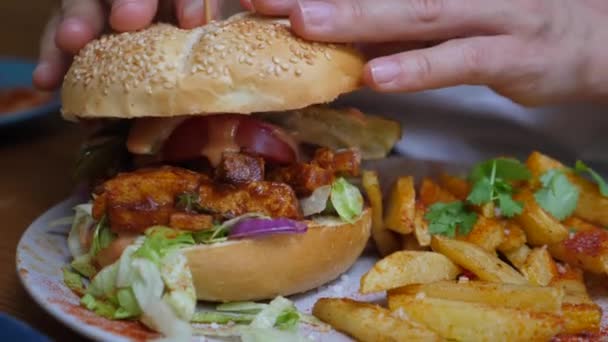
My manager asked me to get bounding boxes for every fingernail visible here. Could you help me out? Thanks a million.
[297,0,335,27]
[184,0,204,21]
[369,59,402,85]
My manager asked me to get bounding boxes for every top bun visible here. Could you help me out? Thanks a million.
[61,13,365,120]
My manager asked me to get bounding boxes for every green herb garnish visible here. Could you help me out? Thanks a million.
[425,201,478,238]
[534,169,580,220]
[467,158,530,217]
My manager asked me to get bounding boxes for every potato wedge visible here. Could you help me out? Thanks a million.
[388,281,563,313]
[513,189,569,245]
[521,247,558,286]
[550,264,587,297]
[413,203,431,247]
[460,216,504,253]
[526,151,608,226]
[360,251,461,293]
[438,173,471,200]
[497,221,527,253]
[362,170,401,257]
[384,176,416,234]
[561,302,602,334]
[431,236,527,284]
[312,298,441,342]
[503,244,532,270]
[388,295,564,342]
[548,225,608,274]
[419,178,457,207]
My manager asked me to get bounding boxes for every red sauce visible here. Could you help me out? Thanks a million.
[563,229,608,257]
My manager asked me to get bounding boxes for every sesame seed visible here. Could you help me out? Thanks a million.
[324,52,332,60]
[280,63,289,71]
[272,57,281,64]
[295,69,302,76]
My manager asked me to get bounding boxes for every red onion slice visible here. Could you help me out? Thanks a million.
[228,218,307,239]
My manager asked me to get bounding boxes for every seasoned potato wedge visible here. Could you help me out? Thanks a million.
[548,225,608,275]
[459,216,504,253]
[521,247,558,286]
[438,173,471,200]
[560,302,602,334]
[384,176,416,234]
[388,281,563,313]
[419,178,457,207]
[360,251,461,293]
[362,170,401,257]
[413,203,431,247]
[503,244,532,270]
[312,298,441,342]
[497,221,527,253]
[388,296,564,342]
[513,189,569,245]
[431,236,527,284]
[526,151,608,226]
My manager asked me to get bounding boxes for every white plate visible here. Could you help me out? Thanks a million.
[16,193,385,341]
[16,157,608,341]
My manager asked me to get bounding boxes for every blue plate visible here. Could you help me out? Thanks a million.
[0,57,61,127]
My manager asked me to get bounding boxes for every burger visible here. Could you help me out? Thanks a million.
[62,12,401,339]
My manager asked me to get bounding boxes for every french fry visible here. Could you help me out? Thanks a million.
[564,216,597,232]
[438,173,471,200]
[497,221,527,253]
[513,189,569,245]
[547,225,608,275]
[521,247,558,286]
[388,281,563,313]
[312,298,441,342]
[526,151,608,226]
[419,178,457,207]
[561,302,602,334]
[413,203,431,247]
[431,236,527,284]
[550,264,587,297]
[460,216,504,253]
[384,176,416,234]
[362,170,401,257]
[388,296,564,342]
[360,251,461,294]
[503,244,531,270]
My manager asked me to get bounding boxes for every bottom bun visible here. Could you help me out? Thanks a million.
[183,208,372,302]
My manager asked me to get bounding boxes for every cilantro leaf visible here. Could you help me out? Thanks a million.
[466,159,528,218]
[469,158,531,183]
[534,170,580,220]
[467,177,492,205]
[574,160,608,197]
[496,193,523,217]
[425,201,478,238]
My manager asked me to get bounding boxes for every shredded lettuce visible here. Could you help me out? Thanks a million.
[191,311,256,324]
[81,293,119,319]
[87,262,118,302]
[90,216,116,257]
[300,185,332,217]
[67,204,94,258]
[134,227,195,266]
[70,254,97,278]
[63,268,86,295]
[115,288,141,319]
[216,301,269,313]
[330,178,363,223]
[239,327,312,342]
[250,296,294,329]
[160,252,196,321]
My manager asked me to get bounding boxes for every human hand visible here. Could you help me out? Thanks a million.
[34,0,221,91]
[244,0,608,105]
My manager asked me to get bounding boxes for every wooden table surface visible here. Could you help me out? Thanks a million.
[0,0,92,340]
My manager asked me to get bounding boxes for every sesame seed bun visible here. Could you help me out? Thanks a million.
[61,13,365,120]
[183,208,371,302]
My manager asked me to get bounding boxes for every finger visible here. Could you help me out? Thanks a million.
[290,0,513,42]
[241,0,254,11]
[175,0,219,28]
[34,11,70,90]
[249,0,296,16]
[109,0,158,32]
[56,0,106,55]
[356,41,437,60]
[363,36,512,92]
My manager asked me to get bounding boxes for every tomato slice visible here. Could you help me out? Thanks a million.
[162,114,297,165]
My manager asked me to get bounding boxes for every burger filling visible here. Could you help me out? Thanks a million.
[64,105,400,339]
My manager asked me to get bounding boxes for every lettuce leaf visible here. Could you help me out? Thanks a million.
[71,254,97,278]
[330,178,363,223]
[134,227,195,266]
[160,252,196,321]
[63,268,86,295]
[191,311,256,324]
[67,204,94,258]
[81,294,118,320]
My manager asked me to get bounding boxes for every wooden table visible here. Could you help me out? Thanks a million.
[0,0,91,339]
